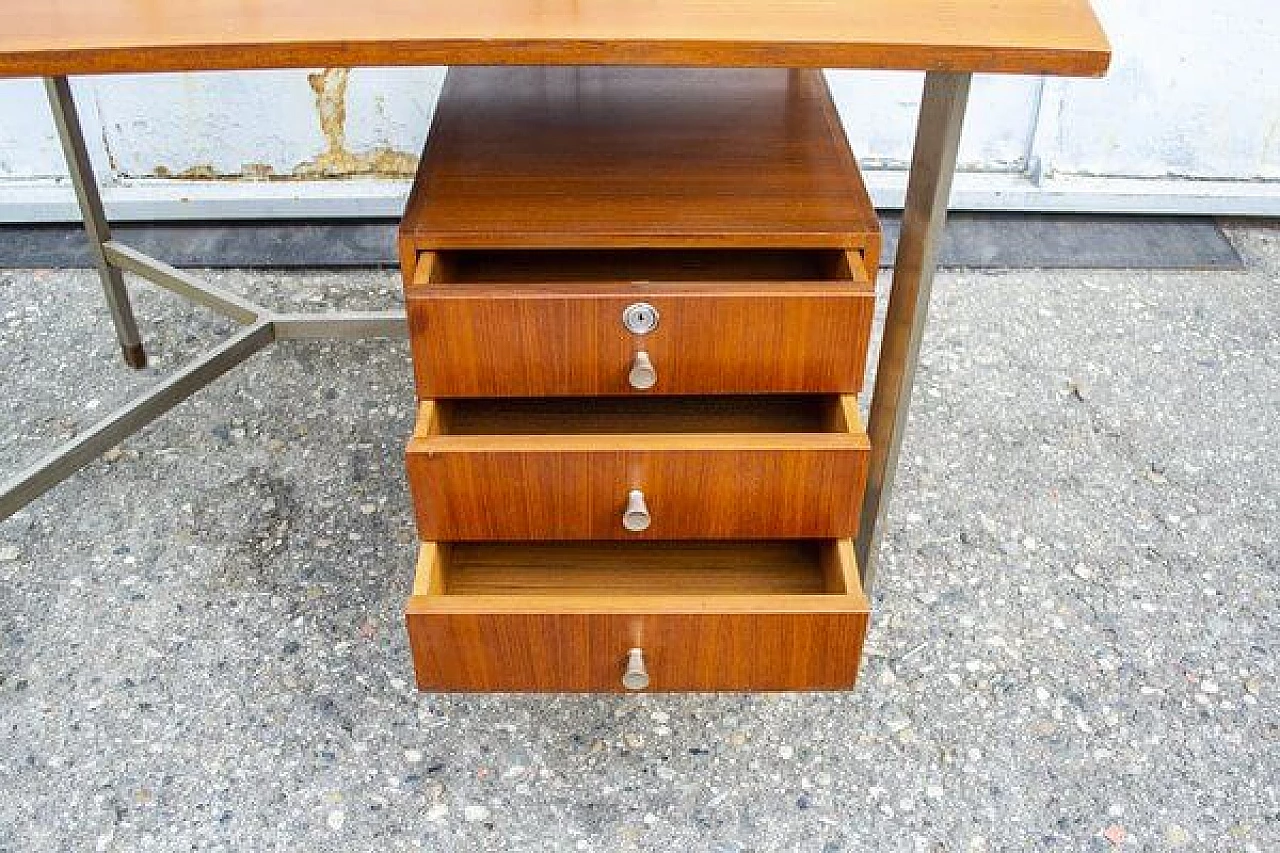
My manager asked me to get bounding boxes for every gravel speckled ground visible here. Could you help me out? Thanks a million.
[1,225,1277,851]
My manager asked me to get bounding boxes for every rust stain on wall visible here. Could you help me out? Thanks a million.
[295,68,418,178]
[178,164,218,179]
[241,162,276,180]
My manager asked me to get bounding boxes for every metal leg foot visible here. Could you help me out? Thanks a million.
[856,72,972,590]
[121,342,148,369]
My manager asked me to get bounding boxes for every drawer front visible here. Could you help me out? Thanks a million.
[408,611,867,691]
[407,288,873,397]
[405,248,874,398]
[407,446,866,540]
[405,540,869,692]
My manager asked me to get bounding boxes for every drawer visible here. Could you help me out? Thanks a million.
[406,394,869,540]
[405,248,874,398]
[405,539,870,692]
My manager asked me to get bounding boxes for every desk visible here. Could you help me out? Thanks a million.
[0,0,1109,591]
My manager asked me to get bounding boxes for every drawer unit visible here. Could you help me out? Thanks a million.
[406,248,874,398]
[405,539,869,692]
[406,394,869,541]
[395,66,882,693]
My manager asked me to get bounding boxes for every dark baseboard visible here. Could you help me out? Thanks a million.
[0,213,1243,271]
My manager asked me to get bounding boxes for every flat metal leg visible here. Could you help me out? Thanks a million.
[102,241,264,325]
[45,76,147,369]
[0,322,274,519]
[856,72,972,589]
[272,311,408,340]
[0,301,407,522]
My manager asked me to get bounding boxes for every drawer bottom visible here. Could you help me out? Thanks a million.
[405,540,869,692]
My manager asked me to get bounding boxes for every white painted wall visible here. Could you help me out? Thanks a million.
[1050,0,1280,181]
[0,80,67,178]
[0,0,1276,219]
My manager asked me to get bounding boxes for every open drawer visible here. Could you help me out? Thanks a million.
[405,539,870,692]
[405,248,874,398]
[406,394,869,540]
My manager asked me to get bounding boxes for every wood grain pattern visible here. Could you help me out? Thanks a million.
[405,539,870,691]
[440,541,837,595]
[407,248,874,397]
[406,396,869,540]
[0,0,1110,78]
[428,395,848,435]
[428,248,859,283]
[400,68,881,272]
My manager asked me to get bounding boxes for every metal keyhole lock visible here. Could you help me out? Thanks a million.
[622,302,659,335]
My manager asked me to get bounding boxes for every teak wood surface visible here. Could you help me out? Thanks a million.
[405,539,870,691]
[407,249,875,397]
[399,67,881,271]
[406,395,869,540]
[0,0,1109,78]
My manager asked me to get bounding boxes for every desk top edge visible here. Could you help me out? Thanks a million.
[0,43,1112,79]
[0,0,1111,79]
[0,50,1111,80]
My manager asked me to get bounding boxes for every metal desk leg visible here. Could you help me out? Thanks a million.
[856,72,972,590]
[45,76,147,369]
[0,78,408,522]
[0,322,274,518]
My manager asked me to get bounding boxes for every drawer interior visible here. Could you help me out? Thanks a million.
[406,539,870,691]
[417,248,862,285]
[420,394,859,437]
[415,541,856,597]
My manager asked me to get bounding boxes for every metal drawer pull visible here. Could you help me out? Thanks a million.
[622,648,650,691]
[628,351,657,390]
[622,489,652,532]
